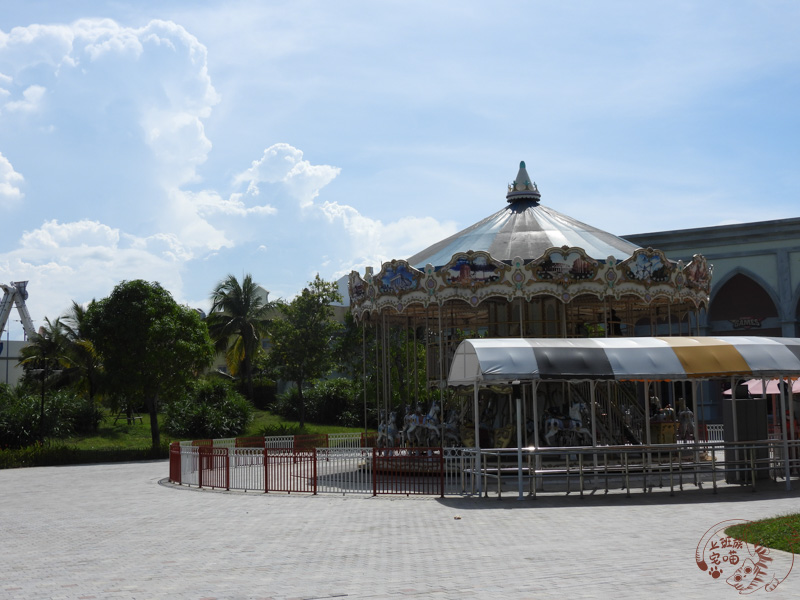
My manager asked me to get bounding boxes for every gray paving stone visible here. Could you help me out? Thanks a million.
[1,461,800,599]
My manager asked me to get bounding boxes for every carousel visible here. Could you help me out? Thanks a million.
[349,162,712,449]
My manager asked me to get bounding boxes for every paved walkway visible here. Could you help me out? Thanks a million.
[1,460,799,599]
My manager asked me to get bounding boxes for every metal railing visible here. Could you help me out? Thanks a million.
[466,438,800,498]
[169,436,799,498]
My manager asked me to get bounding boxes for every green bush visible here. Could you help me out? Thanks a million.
[273,378,360,427]
[0,387,101,449]
[247,377,277,410]
[259,423,306,436]
[0,442,168,469]
[164,379,252,439]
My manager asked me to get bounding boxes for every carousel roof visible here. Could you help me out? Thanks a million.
[407,161,640,269]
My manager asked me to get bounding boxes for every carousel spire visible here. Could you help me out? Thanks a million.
[506,160,541,204]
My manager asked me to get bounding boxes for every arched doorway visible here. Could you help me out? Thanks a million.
[709,273,780,336]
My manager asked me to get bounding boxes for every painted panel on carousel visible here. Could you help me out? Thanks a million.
[530,247,598,282]
[440,251,507,287]
[684,254,712,291]
[375,260,422,295]
[348,271,367,304]
[621,249,673,284]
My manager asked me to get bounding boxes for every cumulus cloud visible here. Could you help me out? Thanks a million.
[20,219,119,250]
[1,219,191,330]
[234,143,340,208]
[191,190,277,218]
[319,200,458,269]
[0,151,24,206]
[0,18,455,328]
[4,84,45,112]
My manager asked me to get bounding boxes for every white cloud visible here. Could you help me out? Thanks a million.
[0,152,24,206]
[192,190,277,218]
[20,219,119,250]
[0,219,194,330]
[234,143,340,207]
[319,200,458,271]
[4,84,46,112]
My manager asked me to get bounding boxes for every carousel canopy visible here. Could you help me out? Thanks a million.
[407,161,640,269]
[447,337,800,385]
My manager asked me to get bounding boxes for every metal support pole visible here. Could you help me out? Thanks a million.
[516,393,523,500]
[363,324,367,436]
[438,303,444,396]
[474,383,481,496]
[780,380,791,490]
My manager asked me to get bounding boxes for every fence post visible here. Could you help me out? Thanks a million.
[372,447,377,497]
[225,448,230,491]
[439,449,444,498]
[312,447,318,495]
[198,448,204,489]
[264,446,269,494]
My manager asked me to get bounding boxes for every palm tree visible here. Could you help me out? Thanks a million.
[19,317,69,440]
[207,274,273,400]
[61,301,102,408]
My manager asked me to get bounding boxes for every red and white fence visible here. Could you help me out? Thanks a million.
[170,440,460,496]
[168,435,800,498]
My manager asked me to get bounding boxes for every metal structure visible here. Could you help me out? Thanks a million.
[449,335,800,494]
[348,162,712,444]
[0,281,36,339]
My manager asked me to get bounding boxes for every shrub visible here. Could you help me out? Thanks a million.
[164,379,252,439]
[0,387,101,449]
[0,443,169,469]
[273,378,360,427]
[259,423,305,436]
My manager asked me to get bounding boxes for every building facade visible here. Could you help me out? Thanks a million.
[625,217,800,338]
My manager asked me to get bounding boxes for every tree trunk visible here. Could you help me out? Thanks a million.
[244,355,254,401]
[147,392,160,450]
[297,380,305,429]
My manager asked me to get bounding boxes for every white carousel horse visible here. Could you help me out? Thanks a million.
[441,407,461,446]
[377,411,399,448]
[544,401,592,446]
[678,408,694,441]
[402,402,442,446]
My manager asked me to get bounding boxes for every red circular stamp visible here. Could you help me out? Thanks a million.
[696,519,797,594]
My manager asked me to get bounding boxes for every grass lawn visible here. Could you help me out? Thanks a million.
[726,514,800,555]
[1,408,370,469]
[61,409,368,451]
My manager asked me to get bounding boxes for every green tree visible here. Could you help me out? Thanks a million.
[268,275,342,428]
[19,317,72,440]
[85,280,214,449]
[207,274,273,401]
[60,301,103,408]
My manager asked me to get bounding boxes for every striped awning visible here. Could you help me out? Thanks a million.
[447,337,800,385]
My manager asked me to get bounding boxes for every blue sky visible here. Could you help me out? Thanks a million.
[1,1,798,339]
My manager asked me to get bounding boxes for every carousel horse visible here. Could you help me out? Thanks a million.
[544,401,592,446]
[441,407,462,446]
[402,405,426,447]
[403,402,442,447]
[376,411,399,448]
[678,408,694,441]
[422,401,441,446]
[419,401,442,446]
